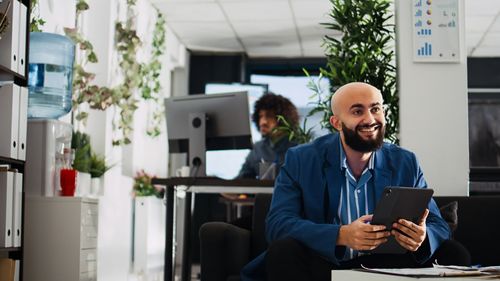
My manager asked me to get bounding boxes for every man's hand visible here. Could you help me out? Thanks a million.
[392,209,429,252]
[337,215,390,251]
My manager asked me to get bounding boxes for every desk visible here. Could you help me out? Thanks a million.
[332,270,486,281]
[151,177,274,281]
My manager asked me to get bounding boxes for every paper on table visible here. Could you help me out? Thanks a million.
[434,264,500,275]
[360,265,485,277]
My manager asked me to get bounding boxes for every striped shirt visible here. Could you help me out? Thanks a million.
[334,142,376,260]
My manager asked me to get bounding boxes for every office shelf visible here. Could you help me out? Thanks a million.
[0,1,30,281]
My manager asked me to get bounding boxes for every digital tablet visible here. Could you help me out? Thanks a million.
[370,187,434,254]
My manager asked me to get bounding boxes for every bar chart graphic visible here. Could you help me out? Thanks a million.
[412,0,460,62]
[417,43,432,56]
[417,29,432,35]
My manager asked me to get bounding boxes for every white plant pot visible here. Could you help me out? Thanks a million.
[76,172,91,197]
[90,177,103,197]
[133,197,166,274]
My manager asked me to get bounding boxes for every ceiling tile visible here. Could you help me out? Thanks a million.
[221,1,293,21]
[490,16,500,32]
[232,20,297,38]
[465,0,500,17]
[150,0,214,3]
[247,45,302,58]
[168,22,234,39]
[296,19,341,41]
[301,39,325,57]
[154,2,225,21]
[183,36,244,52]
[466,32,483,49]
[481,32,500,47]
[466,15,496,33]
[291,0,331,20]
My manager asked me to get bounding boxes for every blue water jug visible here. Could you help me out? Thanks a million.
[28,32,75,119]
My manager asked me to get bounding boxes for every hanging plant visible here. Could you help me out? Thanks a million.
[64,0,114,123]
[30,0,45,32]
[112,1,142,146]
[65,0,166,146]
[139,12,166,137]
[112,4,167,145]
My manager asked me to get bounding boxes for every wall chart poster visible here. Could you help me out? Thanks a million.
[412,0,460,63]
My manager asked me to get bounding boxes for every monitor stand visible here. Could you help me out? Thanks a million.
[188,113,206,177]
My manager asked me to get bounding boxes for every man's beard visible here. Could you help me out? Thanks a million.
[342,122,385,152]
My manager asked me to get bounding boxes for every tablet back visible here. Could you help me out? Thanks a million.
[370,187,434,254]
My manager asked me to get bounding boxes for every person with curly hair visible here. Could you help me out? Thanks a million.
[237,92,299,179]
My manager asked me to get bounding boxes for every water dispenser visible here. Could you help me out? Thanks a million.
[27,32,75,119]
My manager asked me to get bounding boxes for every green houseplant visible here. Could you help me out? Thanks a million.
[89,152,111,178]
[320,0,398,143]
[71,131,91,173]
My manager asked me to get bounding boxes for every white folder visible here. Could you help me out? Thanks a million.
[12,172,22,247]
[0,84,20,159]
[17,86,28,161]
[17,2,27,77]
[0,0,20,73]
[0,171,13,247]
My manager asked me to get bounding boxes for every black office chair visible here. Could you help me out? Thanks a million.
[199,194,272,281]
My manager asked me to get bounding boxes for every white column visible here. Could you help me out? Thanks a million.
[396,0,469,196]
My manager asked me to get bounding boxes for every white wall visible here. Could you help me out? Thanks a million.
[396,0,469,196]
[35,0,188,279]
[79,0,188,279]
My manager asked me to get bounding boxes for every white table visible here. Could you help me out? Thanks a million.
[332,270,485,281]
[151,177,274,281]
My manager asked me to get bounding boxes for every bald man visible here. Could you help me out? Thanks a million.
[241,82,469,281]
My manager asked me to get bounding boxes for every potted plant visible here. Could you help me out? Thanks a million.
[89,152,111,196]
[321,0,398,143]
[132,169,165,273]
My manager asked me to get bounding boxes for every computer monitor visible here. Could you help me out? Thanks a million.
[165,92,253,176]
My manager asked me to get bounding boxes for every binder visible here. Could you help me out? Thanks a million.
[12,172,22,247]
[17,87,28,161]
[17,2,27,77]
[0,170,13,248]
[0,0,20,73]
[0,258,15,281]
[0,84,20,160]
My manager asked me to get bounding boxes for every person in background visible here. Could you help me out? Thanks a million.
[221,93,300,229]
[237,92,300,179]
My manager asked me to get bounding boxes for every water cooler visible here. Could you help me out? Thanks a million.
[25,120,72,196]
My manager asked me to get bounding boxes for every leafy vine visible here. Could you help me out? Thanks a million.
[30,0,45,32]
[140,12,166,137]
[64,0,114,123]
[64,0,166,146]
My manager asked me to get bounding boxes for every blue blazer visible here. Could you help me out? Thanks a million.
[241,133,450,281]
